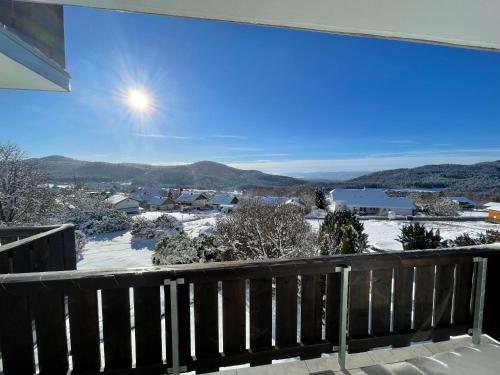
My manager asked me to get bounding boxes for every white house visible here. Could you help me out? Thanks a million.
[330,188,415,216]
[144,196,176,211]
[450,196,476,210]
[176,192,208,208]
[105,194,140,214]
[207,193,239,210]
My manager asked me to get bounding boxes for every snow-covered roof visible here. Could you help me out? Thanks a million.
[130,192,145,202]
[331,188,415,210]
[105,194,131,205]
[450,196,476,205]
[176,192,207,203]
[146,196,173,206]
[207,193,238,206]
[485,202,500,211]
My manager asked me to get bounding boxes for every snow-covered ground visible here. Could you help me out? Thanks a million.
[459,210,489,218]
[78,211,221,270]
[79,210,499,270]
[364,219,499,251]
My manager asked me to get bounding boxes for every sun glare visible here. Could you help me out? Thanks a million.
[127,89,150,112]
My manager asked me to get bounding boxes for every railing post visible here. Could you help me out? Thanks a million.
[336,265,351,370]
[472,257,487,345]
[165,278,185,375]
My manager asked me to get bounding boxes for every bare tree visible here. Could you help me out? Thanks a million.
[0,143,53,224]
[216,199,318,260]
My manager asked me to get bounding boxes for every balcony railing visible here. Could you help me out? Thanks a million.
[0,224,76,274]
[0,226,499,374]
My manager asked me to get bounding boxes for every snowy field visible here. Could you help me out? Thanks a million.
[78,210,499,270]
[363,219,498,251]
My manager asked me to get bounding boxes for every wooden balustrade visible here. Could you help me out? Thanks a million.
[0,224,76,274]
[0,244,499,374]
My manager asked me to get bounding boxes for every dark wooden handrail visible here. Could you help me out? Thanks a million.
[0,225,61,239]
[1,244,498,290]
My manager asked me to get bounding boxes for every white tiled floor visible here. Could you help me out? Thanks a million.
[205,335,498,375]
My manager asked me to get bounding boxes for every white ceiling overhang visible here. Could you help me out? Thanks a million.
[0,18,70,91]
[19,0,500,51]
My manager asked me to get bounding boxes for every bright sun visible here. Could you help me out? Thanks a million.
[127,89,150,112]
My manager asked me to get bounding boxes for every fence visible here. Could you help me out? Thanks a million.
[1,243,499,374]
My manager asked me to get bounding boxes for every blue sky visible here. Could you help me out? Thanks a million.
[1,6,500,174]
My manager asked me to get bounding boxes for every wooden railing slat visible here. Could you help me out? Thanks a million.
[276,276,298,348]
[30,237,50,272]
[33,291,69,374]
[414,266,435,334]
[48,230,66,271]
[325,273,340,346]
[348,270,370,340]
[0,294,35,374]
[165,282,191,367]
[250,278,273,355]
[0,251,10,273]
[434,264,455,327]
[222,279,246,355]
[62,226,77,270]
[102,288,132,370]
[134,286,162,367]
[300,274,324,346]
[371,269,392,336]
[68,288,101,372]
[393,266,413,336]
[432,264,455,342]
[11,243,32,273]
[454,262,474,325]
[194,282,219,365]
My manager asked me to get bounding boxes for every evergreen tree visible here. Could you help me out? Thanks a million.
[452,232,495,247]
[340,225,355,254]
[315,190,326,210]
[318,210,367,255]
[397,222,443,250]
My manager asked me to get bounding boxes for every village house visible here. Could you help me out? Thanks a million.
[207,192,239,210]
[144,196,177,211]
[175,192,209,208]
[450,196,476,210]
[331,188,416,216]
[485,202,500,223]
[130,187,168,204]
[105,194,140,214]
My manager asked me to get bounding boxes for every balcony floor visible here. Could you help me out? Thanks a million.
[208,335,499,375]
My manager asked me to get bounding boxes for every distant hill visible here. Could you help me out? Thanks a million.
[287,171,370,182]
[29,156,305,189]
[340,160,500,193]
